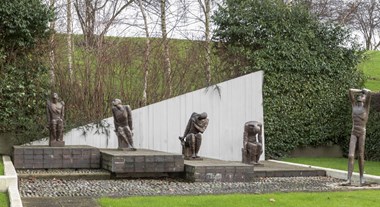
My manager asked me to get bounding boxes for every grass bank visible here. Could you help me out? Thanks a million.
[358,50,380,91]
[98,190,380,207]
[282,157,380,176]
[0,156,3,175]
[0,192,9,207]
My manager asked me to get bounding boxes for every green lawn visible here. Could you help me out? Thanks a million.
[98,190,380,207]
[0,193,9,207]
[358,50,380,92]
[0,156,3,175]
[282,157,380,176]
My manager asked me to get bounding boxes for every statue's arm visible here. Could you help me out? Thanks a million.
[363,89,372,110]
[243,130,248,147]
[112,107,119,129]
[349,88,361,106]
[61,101,65,120]
[183,118,192,137]
[257,123,263,144]
[46,101,51,124]
[126,105,133,130]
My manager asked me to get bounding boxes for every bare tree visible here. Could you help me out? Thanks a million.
[197,0,212,85]
[300,0,380,49]
[49,0,56,86]
[74,0,134,48]
[138,0,151,105]
[67,0,74,79]
[351,0,380,50]
[161,0,172,97]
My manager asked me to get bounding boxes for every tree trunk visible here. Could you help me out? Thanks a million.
[204,0,212,86]
[138,0,151,106]
[161,0,172,98]
[49,0,56,87]
[198,0,212,86]
[67,0,74,80]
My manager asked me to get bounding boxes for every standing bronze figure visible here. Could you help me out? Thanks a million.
[112,99,136,151]
[242,121,263,164]
[179,112,209,160]
[345,88,372,186]
[46,93,65,147]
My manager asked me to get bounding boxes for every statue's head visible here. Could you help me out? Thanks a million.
[52,93,59,103]
[198,112,208,120]
[112,99,122,106]
[245,121,261,135]
[356,93,366,104]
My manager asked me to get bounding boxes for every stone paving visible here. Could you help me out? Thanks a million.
[20,176,344,198]
[17,160,380,207]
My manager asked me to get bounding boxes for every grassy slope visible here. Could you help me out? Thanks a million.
[99,191,380,207]
[282,157,380,176]
[0,193,8,207]
[0,156,3,175]
[358,50,380,92]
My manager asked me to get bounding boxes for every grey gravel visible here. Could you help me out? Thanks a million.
[19,176,348,198]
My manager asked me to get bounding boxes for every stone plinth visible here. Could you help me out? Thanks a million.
[101,149,184,177]
[12,145,100,169]
[184,158,254,182]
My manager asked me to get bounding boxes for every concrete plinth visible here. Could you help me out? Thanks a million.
[12,145,100,169]
[49,140,65,147]
[100,149,184,178]
[184,158,254,182]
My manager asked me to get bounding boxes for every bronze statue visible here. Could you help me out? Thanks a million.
[242,121,263,164]
[112,99,136,151]
[345,88,372,186]
[46,93,65,147]
[179,112,209,159]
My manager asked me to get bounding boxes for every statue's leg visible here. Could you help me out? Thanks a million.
[346,134,357,185]
[251,144,258,164]
[51,120,57,141]
[358,134,366,186]
[184,135,192,158]
[246,143,254,163]
[57,119,63,141]
[124,126,135,149]
[191,134,196,158]
[255,143,263,163]
[195,133,202,158]
[117,127,128,148]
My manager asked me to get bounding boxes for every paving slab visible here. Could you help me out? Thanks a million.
[254,160,326,177]
[184,158,254,182]
[22,197,100,207]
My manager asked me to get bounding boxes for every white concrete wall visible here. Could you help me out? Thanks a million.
[31,71,264,161]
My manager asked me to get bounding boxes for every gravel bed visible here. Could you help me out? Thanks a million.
[19,176,346,198]
[17,169,109,175]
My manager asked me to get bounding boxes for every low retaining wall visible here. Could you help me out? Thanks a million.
[13,145,100,169]
[269,160,380,185]
[0,156,22,207]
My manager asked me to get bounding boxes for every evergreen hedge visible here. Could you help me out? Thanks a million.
[213,0,365,158]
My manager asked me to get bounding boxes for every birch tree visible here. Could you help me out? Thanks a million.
[74,0,134,48]
[198,0,212,85]
[49,0,56,85]
[67,0,73,79]
[138,0,151,105]
[161,0,172,97]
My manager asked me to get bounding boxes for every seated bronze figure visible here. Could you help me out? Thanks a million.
[242,121,263,164]
[179,112,209,160]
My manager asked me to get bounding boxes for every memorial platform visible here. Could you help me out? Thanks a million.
[254,160,326,177]
[12,145,100,169]
[184,158,254,182]
[100,149,184,178]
